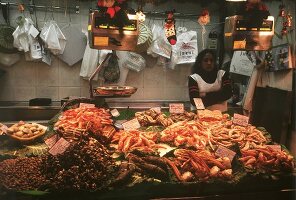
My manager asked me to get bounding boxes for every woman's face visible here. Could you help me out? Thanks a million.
[201,53,215,72]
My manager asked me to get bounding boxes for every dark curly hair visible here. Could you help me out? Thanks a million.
[191,49,217,74]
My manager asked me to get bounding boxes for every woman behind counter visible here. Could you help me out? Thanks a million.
[188,49,232,112]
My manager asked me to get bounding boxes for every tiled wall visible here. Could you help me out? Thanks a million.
[0,0,294,101]
[0,0,219,102]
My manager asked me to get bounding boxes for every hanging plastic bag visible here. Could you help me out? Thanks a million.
[80,31,99,80]
[122,52,146,72]
[12,17,34,52]
[40,20,66,55]
[103,52,120,83]
[13,17,42,61]
[147,24,172,58]
[175,31,198,64]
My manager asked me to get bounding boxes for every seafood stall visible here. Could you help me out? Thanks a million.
[0,102,295,200]
[0,0,295,199]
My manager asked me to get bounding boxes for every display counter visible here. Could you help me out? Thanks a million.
[0,100,294,200]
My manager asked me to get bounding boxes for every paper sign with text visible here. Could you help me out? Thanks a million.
[111,109,120,117]
[266,145,281,152]
[233,113,249,127]
[169,104,184,114]
[45,134,59,149]
[48,137,70,156]
[193,98,205,110]
[215,145,236,162]
[79,103,95,108]
[122,118,141,131]
[151,107,161,113]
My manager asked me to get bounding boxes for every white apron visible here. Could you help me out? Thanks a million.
[190,70,228,112]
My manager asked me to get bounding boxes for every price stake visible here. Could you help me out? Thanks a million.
[48,137,70,156]
[233,113,249,127]
[122,118,141,131]
[110,109,120,117]
[193,98,205,110]
[45,134,59,149]
[79,103,95,108]
[215,145,236,162]
[151,107,161,114]
[169,103,184,114]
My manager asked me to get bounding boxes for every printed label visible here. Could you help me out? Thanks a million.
[111,109,120,117]
[79,103,95,108]
[193,98,205,110]
[45,134,59,149]
[122,118,141,131]
[215,145,236,162]
[233,113,249,127]
[169,103,184,114]
[48,137,70,156]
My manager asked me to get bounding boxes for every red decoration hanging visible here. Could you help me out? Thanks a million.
[197,8,210,26]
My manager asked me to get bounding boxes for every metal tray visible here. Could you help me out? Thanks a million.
[94,86,137,97]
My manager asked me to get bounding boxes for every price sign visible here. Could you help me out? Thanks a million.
[233,113,249,127]
[215,145,236,162]
[0,124,8,135]
[151,107,161,114]
[48,137,70,156]
[169,103,184,114]
[266,145,281,152]
[111,109,120,117]
[233,40,246,49]
[79,103,95,108]
[45,134,60,149]
[122,118,141,131]
[193,98,205,110]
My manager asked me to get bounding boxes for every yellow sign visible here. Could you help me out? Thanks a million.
[94,36,109,46]
[233,40,246,49]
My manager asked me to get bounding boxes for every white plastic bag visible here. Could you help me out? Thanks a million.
[13,18,36,52]
[40,20,66,55]
[13,17,42,60]
[147,24,172,58]
[175,31,198,64]
[123,52,146,72]
[80,31,99,80]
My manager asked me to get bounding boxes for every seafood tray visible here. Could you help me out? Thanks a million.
[94,86,137,97]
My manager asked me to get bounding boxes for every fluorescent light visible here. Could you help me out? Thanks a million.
[226,0,247,2]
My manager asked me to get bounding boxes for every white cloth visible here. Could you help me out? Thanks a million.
[190,70,227,112]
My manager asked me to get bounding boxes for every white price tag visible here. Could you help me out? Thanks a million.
[111,109,120,117]
[79,103,95,108]
[169,103,184,114]
[193,98,205,110]
[28,25,39,38]
[151,107,161,114]
[122,118,141,131]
